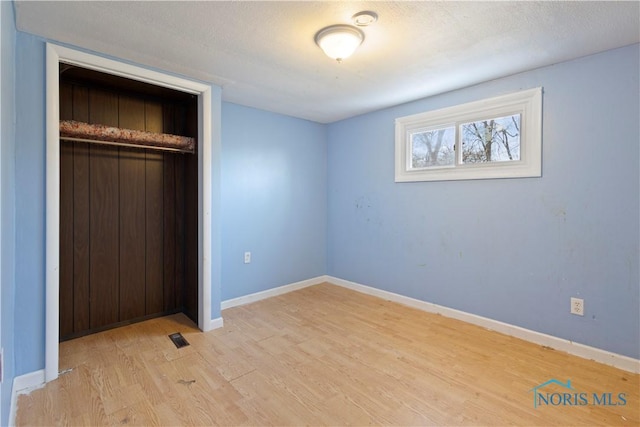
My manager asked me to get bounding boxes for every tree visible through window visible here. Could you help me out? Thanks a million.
[460,114,520,163]
[395,87,542,182]
[410,127,455,169]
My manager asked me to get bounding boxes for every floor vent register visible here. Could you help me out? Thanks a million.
[168,332,190,349]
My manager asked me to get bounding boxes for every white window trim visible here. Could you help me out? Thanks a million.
[395,87,542,182]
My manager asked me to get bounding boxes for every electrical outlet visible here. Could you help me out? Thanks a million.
[244,252,251,264]
[570,297,584,316]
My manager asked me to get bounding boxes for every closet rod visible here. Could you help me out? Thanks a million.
[60,136,194,154]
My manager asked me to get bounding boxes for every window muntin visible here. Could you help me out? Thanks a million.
[395,88,541,182]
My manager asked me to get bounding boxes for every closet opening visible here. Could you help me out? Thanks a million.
[58,65,199,341]
[47,43,215,383]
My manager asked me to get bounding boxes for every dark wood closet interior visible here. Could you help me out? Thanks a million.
[59,65,199,341]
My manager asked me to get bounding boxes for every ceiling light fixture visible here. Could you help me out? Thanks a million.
[314,24,364,63]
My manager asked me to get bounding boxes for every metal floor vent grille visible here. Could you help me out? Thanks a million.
[168,332,190,349]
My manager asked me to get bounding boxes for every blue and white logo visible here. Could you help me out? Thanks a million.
[530,378,627,408]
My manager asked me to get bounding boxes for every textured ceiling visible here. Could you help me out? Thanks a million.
[14,1,640,123]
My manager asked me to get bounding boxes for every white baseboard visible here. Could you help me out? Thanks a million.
[219,274,639,373]
[207,316,224,331]
[9,369,45,426]
[327,276,640,374]
[10,274,637,426]
[221,275,329,310]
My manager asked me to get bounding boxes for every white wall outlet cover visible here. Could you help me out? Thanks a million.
[570,297,584,316]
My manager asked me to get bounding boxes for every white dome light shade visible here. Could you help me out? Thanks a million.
[315,25,364,62]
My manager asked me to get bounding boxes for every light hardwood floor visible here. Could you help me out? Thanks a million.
[16,283,639,426]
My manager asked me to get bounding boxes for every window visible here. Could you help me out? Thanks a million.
[395,87,542,182]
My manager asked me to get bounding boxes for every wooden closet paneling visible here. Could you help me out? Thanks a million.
[174,157,186,311]
[73,87,89,123]
[163,155,177,311]
[59,81,75,339]
[183,153,198,322]
[118,95,145,130]
[59,139,74,338]
[145,151,164,315]
[119,148,146,320]
[60,82,73,120]
[89,145,120,329]
[59,79,198,341]
[90,89,118,127]
[145,101,163,133]
[59,85,73,342]
[88,90,120,329]
[117,95,146,320]
[73,142,91,333]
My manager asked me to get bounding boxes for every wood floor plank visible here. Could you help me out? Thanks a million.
[16,283,640,426]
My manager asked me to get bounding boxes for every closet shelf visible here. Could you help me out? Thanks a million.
[60,120,195,153]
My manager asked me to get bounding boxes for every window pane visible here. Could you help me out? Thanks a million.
[410,127,455,169]
[460,114,521,163]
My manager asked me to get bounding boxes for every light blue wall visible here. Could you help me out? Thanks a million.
[14,31,46,376]
[7,25,640,398]
[327,44,640,359]
[221,103,327,300]
[1,1,16,425]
